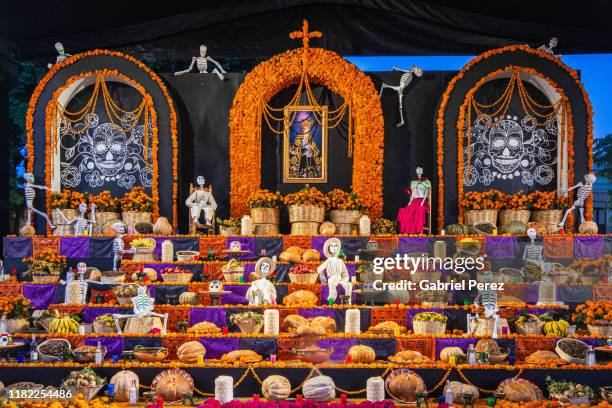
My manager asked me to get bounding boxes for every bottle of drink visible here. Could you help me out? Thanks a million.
[586,346,596,367]
[95,341,104,364]
[444,380,453,405]
[467,344,476,365]
[0,315,7,332]
[129,379,138,404]
[29,334,39,362]
[66,267,74,282]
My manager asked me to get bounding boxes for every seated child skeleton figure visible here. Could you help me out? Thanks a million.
[317,238,352,304]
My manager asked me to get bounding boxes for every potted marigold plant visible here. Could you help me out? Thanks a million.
[230,311,264,334]
[23,248,67,284]
[247,189,282,235]
[327,189,367,234]
[49,189,88,235]
[499,190,532,230]
[216,217,241,236]
[372,218,396,234]
[460,189,504,226]
[283,185,329,235]
[120,187,155,231]
[530,191,566,233]
[89,190,121,234]
[572,301,612,337]
[0,295,31,333]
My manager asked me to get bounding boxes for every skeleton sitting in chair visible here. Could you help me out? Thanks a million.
[317,238,352,304]
[112,285,168,334]
[186,176,217,226]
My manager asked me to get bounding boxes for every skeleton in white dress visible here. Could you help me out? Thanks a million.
[317,238,352,304]
[246,257,277,306]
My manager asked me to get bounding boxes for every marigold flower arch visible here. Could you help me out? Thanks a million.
[229,47,384,218]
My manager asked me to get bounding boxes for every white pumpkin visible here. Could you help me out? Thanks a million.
[439,346,465,362]
[110,370,139,402]
[444,381,479,402]
[261,375,291,401]
[303,376,335,402]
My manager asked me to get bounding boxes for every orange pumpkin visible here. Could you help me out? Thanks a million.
[177,341,206,363]
[348,345,376,363]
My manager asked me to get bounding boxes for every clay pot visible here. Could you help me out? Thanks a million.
[153,217,173,235]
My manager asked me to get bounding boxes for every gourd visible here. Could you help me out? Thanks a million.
[439,346,465,362]
[110,370,139,402]
[444,381,479,401]
[446,224,469,235]
[154,371,193,402]
[579,221,598,234]
[387,371,426,403]
[153,217,173,235]
[504,220,527,234]
[261,375,291,401]
[177,341,206,363]
[302,249,321,262]
[348,345,376,363]
[475,338,500,353]
[303,376,336,402]
[179,292,200,305]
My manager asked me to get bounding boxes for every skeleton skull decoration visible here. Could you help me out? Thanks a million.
[464,114,557,187]
[92,124,128,176]
[209,280,223,292]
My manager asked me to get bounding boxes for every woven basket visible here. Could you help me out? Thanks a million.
[288,205,325,223]
[413,320,446,335]
[515,321,544,335]
[470,317,510,336]
[251,207,280,224]
[6,318,29,333]
[94,212,121,234]
[291,222,320,235]
[329,210,362,225]
[464,209,498,226]
[122,211,152,230]
[253,224,280,235]
[161,273,193,283]
[219,226,241,236]
[532,210,563,225]
[472,222,496,235]
[222,265,244,282]
[288,272,319,284]
[499,209,531,226]
[132,247,156,262]
[31,270,61,284]
[588,324,612,337]
[556,339,587,364]
[334,224,357,235]
[53,225,74,236]
[51,208,77,225]
[38,338,72,362]
[93,320,117,335]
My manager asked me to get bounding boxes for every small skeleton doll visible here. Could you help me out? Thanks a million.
[185,176,217,226]
[112,222,128,271]
[473,271,500,338]
[379,66,423,127]
[65,262,88,304]
[23,173,55,229]
[538,37,562,58]
[174,44,227,80]
[559,172,596,227]
[246,257,277,306]
[112,285,169,334]
[523,227,544,263]
[72,203,95,235]
[317,238,352,304]
[47,42,71,69]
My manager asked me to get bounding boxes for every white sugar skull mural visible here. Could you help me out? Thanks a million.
[463,114,558,188]
[59,112,153,190]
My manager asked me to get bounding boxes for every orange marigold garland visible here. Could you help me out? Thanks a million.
[26,50,179,227]
[229,46,384,218]
[436,45,593,230]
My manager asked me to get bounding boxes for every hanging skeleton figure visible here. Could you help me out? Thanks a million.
[558,172,596,227]
[379,66,423,127]
[112,285,169,334]
[537,37,562,58]
[471,271,500,339]
[174,45,227,80]
[47,42,71,69]
[23,173,55,229]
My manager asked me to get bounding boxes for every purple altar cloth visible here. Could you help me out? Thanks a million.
[200,338,241,359]
[574,236,604,259]
[299,308,336,319]
[85,337,124,359]
[23,284,56,310]
[60,237,89,258]
[397,237,430,254]
[316,338,356,361]
[190,308,227,327]
[82,307,131,323]
[312,237,334,258]
[485,236,516,259]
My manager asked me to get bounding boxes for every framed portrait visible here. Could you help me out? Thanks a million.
[283,105,328,183]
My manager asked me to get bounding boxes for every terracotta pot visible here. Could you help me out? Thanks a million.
[153,217,173,235]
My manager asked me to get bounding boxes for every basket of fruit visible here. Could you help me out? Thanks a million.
[288,264,319,284]
[413,312,447,335]
[514,313,544,335]
[93,314,118,334]
[160,266,193,283]
[221,259,245,282]
[38,338,72,362]
[61,367,106,401]
[48,310,80,334]
[556,338,589,364]
[130,238,157,261]
[113,284,139,304]
[546,377,596,405]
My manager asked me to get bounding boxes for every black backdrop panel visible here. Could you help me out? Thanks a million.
[162,71,454,230]
[61,82,154,197]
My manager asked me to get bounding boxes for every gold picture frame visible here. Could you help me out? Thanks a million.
[283,105,328,183]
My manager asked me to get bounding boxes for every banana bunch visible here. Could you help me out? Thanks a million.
[131,238,156,248]
[544,319,569,336]
[48,309,79,334]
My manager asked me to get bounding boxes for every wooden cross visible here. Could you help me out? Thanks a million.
[289,19,322,49]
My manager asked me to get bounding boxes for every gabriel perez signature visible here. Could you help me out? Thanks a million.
[371,279,505,292]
